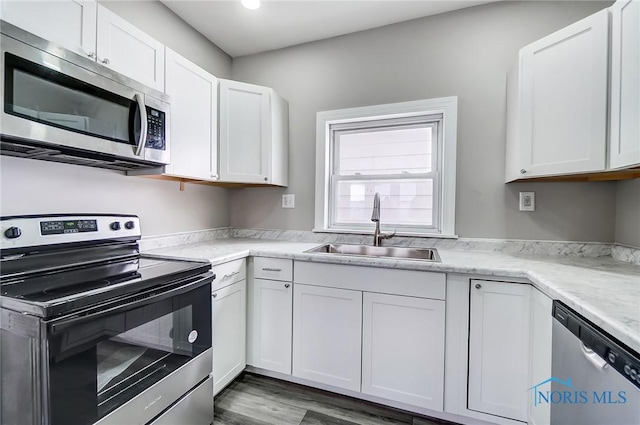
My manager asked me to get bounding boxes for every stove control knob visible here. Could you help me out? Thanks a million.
[4,226,22,239]
[124,221,135,230]
[110,221,121,231]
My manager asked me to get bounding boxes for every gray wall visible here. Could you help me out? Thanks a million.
[0,157,230,236]
[615,180,640,248]
[99,1,232,78]
[229,0,618,242]
[0,1,232,237]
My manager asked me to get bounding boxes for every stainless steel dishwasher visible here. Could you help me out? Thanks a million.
[550,301,640,425]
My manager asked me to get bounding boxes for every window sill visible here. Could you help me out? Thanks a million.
[312,228,459,240]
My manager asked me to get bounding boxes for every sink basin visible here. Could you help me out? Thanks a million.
[304,244,441,262]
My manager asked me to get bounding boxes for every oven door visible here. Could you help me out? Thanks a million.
[0,33,169,165]
[45,273,212,425]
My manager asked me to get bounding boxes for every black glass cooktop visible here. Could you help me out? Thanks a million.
[0,252,211,318]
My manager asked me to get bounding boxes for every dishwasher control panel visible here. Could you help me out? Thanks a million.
[553,301,640,390]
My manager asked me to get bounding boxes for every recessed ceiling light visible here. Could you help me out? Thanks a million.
[241,0,260,10]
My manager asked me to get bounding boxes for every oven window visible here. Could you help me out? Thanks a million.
[4,53,133,145]
[47,284,211,425]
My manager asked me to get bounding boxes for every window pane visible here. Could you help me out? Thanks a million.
[336,127,432,175]
[334,179,433,226]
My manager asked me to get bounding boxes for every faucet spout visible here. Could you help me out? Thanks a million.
[371,192,380,223]
[370,192,395,246]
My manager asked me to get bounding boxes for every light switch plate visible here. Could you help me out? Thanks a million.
[282,194,295,209]
[519,192,535,211]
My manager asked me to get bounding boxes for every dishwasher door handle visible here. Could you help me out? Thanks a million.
[580,342,609,371]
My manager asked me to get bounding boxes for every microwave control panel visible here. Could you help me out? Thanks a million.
[145,107,166,150]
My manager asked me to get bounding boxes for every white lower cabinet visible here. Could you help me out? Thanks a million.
[468,280,531,422]
[362,293,445,411]
[212,279,246,395]
[292,284,362,392]
[528,289,553,425]
[247,278,293,374]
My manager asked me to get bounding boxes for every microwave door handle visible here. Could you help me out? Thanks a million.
[49,272,213,335]
[133,93,147,156]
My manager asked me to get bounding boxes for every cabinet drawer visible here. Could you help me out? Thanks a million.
[254,257,293,281]
[212,258,246,291]
[295,261,445,300]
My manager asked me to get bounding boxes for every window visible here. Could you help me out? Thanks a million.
[315,97,457,236]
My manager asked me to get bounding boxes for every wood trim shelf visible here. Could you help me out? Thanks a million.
[135,174,282,189]
[511,167,640,183]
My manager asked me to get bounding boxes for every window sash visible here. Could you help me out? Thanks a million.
[328,173,441,231]
[331,120,441,177]
[328,116,442,233]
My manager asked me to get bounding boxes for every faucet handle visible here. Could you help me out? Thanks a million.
[382,230,396,240]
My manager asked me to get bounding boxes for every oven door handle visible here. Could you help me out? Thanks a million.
[133,93,148,156]
[49,272,213,335]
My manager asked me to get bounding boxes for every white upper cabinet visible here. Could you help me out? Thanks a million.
[96,4,164,91]
[164,48,218,181]
[218,79,289,186]
[1,1,165,91]
[506,9,609,181]
[468,280,531,422]
[609,0,640,169]
[1,0,97,58]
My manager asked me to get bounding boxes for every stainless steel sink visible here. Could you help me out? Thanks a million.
[304,244,441,262]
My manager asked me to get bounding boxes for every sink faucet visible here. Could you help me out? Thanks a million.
[371,192,396,247]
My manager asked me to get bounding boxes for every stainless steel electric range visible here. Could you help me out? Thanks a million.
[0,214,214,425]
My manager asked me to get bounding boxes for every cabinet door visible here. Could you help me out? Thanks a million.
[610,0,640,169]
[247,278,292,374]
[292,284,362,391]
[218,80,271,184]
[1,0,97,57]
[164,48,218,181]
[212,280,246,395]
[519,9,608,177]
[96,5,164,91]
[468,280,531,422]
[528,289,552,425]
[362,293,445,410]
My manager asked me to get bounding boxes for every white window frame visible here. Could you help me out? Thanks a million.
[314,97,458,237]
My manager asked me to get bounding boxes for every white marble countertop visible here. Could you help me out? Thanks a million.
[146,238,640,354]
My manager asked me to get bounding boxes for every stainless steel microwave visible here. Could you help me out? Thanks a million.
[0,21,170,171]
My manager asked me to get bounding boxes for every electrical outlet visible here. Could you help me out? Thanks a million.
[519,192,535,211]
[282,194,295,209]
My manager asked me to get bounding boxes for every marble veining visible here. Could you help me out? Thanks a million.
[140,227,640,265]
[138,227,230,251]
[612,245,640,266]
[146,237,640,354]
[230,228,613,258]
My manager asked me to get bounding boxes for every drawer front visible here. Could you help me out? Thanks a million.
[294,261,445,300]
[149,377,213,425]
[212,258,246,291]
[254,257,293,281]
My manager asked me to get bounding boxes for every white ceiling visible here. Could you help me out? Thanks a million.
[162,0,499,57]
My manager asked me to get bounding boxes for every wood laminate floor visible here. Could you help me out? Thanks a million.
[214,373,458,425]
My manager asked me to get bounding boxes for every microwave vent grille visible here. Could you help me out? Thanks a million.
[1,138,158,171]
